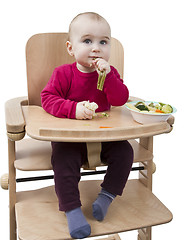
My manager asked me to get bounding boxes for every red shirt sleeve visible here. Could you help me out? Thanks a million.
[103,66,129,106]
[41,65,77,119]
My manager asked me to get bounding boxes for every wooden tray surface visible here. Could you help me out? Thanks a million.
[22,105,171,142]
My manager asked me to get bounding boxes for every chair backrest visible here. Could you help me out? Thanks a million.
[26,33,124,106]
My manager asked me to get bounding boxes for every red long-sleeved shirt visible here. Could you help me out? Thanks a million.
[41,62,129,119]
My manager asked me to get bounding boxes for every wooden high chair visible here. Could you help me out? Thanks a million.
[1,33,174,240]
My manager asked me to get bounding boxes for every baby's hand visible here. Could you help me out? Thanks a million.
[92,58,111,74]
[76,101,94,120]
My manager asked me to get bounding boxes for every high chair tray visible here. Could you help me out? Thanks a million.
[16,179,172,240]
[22,105,172,142]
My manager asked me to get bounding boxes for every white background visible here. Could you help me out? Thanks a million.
[0,0,185,239]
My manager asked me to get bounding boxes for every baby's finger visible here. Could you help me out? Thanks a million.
[92,58,103,67]
[85,115,92,120]
[96,59,107,71]
[84,110,93,119]
[84,108,93,116]
[82,101,88,106]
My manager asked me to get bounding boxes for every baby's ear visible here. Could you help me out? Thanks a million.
[66,41,74,56]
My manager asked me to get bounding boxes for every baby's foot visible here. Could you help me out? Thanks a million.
[65,207,91,239]
[92,189,116,221]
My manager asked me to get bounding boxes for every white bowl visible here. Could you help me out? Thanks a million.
[125,101,177,124]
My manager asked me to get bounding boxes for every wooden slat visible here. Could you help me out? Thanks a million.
[15,179,172,240]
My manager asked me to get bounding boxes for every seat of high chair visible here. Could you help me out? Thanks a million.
[16,179,172,240]
[14,138,153,171]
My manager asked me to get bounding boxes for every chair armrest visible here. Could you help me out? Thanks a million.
[5,96,28,134]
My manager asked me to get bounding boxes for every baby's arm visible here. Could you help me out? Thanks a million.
[41,67,77,119]
[103,67,129,106]
[41,66,100,120]
[93,59,129,106]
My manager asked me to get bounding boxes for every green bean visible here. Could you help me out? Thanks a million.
[97,70,106,91]
[100,71,106,91]
[97,71,102,89]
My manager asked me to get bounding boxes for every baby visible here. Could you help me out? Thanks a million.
[41,12,133,239]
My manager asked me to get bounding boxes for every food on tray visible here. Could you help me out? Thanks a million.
[126,101,173,114]
[84,101,98,115]
[101,112,109,117]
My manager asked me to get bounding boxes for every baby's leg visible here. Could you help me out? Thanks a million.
[92,141,134,221]
[51,142,91,238]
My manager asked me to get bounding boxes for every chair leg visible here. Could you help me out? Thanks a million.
[139,136,153,190]
[109,234,122,240]
[138,137,153,240]
[94,234,121,240]
[138,227,151,240]
[8,139,17,240]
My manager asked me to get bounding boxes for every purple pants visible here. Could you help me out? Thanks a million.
[51,141,133,211]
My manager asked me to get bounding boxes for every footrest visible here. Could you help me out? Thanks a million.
[16,179,172,240]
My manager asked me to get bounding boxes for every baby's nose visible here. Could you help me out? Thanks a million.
[92,43,100,52]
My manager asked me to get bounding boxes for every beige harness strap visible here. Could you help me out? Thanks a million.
[86,142,102,168]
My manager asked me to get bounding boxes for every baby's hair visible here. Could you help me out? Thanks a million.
[68,12,110,41]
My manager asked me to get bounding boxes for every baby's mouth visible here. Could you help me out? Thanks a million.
[89,56,102,60]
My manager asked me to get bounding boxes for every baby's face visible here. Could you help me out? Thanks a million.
[67,16,111,72]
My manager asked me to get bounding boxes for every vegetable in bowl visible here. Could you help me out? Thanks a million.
[125,101,176,124]
[128,101,174,114]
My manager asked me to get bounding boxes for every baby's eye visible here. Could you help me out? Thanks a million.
[100,40,107,45]
[83,39,92,44]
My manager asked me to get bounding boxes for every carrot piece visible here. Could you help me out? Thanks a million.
[99,126,112,128]
[155,109,164,113]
